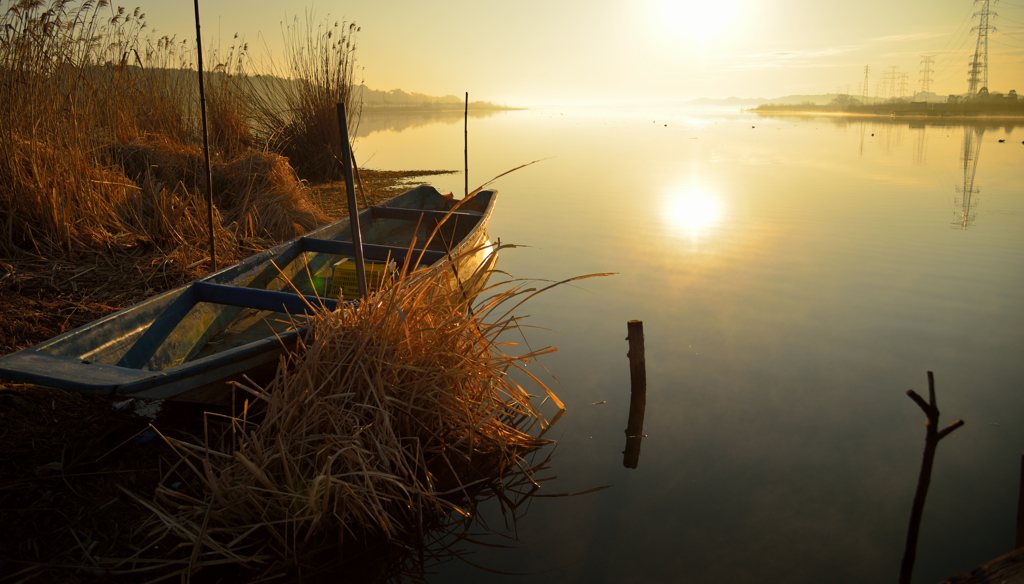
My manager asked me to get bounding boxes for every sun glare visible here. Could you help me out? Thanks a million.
[652,0,743,42]
[665,190,723,236]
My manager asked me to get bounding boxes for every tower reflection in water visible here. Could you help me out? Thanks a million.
[956,125,983,229]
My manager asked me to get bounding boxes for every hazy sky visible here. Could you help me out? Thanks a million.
[133,0,1023,105]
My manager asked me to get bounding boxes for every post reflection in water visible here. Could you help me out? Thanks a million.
[956,125,984,229]
[622,390,647,469]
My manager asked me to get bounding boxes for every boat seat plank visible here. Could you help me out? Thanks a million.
[300,237,447,265]
[115,288,199,369]
[371,206,482,223]
[193,282,339,314]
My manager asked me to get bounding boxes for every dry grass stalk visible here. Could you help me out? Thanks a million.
[133,245,583,578]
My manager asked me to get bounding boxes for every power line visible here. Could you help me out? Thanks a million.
[990,37,1024,47]
[933,3,982,61]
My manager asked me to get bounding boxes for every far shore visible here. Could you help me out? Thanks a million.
[362,105,523,113]
[746,109,1024,122]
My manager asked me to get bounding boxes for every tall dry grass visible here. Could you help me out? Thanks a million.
[243,13,363,180]
[104,247,581,580]
[0,0,357,265]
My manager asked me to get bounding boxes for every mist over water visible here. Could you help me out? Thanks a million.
[357,106,1024,583]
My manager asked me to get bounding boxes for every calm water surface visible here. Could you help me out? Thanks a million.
[356,106,1024,583]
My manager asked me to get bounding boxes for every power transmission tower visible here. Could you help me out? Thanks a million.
[899,72,910,98]
[968,0,997,95]
[887,65,900,99]
[919,55,935,96]
[862,65,870,103]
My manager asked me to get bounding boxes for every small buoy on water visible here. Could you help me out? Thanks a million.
[871,133,874,136]
[664,124,667,127]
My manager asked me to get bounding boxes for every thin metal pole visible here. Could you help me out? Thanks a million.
[464,91,468,198]
[193,0,216,273]
[337,103,367,300]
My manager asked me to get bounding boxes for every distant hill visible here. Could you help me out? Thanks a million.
[684,97,771,107]
[354,85,516,111]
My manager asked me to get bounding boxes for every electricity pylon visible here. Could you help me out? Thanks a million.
[919,55,935,95]
[968,0,997,95]
[862,65,870,103]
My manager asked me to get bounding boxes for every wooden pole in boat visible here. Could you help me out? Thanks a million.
[623,320,647,469]
[899,371,964,584]
[337,103,368,300]
[193,0,217,273]
[464,92,468,198]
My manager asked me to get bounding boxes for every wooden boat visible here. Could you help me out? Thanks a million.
[0,185,497,402]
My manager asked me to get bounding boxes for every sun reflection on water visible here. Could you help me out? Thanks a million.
[664,189,724,239]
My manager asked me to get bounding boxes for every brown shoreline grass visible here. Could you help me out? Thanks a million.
[128,245,565,577]
[0,244,590,582]
[0,3,578,580]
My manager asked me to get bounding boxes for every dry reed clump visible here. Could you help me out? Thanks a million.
[0,1,350,263]
[132,248,566,578]
[244,15,363,181]
[115,138,329,243]
[0,137,139,255]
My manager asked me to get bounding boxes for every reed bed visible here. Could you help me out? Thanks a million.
[0,0,362,263]
[106,245,580,580]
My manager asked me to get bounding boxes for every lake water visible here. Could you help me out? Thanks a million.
[355,106,1024,583]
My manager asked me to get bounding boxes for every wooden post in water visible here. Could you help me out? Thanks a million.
[899,371,965,584]
[336,103,368,300]
[623,320,647,469]
[1015,454,1024,549]
[464,92,469,198]
[193,0,217,273]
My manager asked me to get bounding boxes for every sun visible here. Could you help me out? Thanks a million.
[651,0,743,43]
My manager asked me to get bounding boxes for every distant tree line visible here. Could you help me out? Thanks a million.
[353,86,515,111]
[754,88,1021,115]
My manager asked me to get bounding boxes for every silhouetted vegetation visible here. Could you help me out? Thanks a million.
[754,87,1023,116]
[0,0,368,268]
[355,85,517,111]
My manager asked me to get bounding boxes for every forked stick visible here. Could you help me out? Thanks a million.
[899,371,964,584]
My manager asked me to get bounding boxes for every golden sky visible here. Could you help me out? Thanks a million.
[136,0,1023,104]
